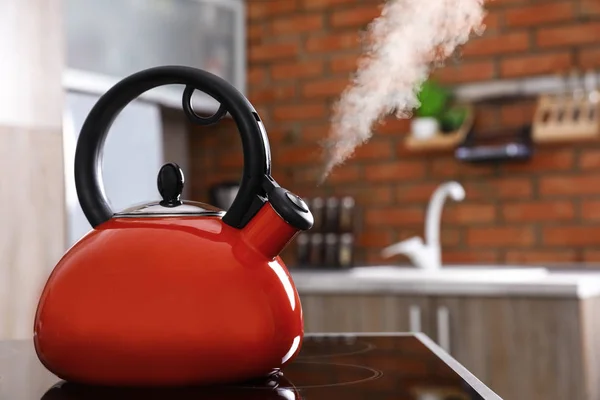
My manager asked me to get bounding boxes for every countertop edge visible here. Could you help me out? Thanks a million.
[290,269,600,299]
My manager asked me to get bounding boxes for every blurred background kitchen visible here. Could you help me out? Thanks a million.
[2,0,600,399]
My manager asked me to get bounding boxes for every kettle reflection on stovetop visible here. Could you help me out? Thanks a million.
[41,372,301,400]
[33,66,314,387]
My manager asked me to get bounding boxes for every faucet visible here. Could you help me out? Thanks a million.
[380,181,465,271]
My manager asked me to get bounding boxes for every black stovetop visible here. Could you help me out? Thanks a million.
[0,334,501,399]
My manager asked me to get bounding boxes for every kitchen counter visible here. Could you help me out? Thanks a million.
[290,265,600,299]
[292,265,600,400]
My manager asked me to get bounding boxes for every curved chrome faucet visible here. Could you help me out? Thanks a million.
[381,181,465,270]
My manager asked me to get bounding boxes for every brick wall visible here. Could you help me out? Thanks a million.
[189,0,600,266]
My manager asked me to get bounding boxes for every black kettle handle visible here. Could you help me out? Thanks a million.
[75,66,272,229]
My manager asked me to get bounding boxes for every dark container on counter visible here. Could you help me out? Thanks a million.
[309,233,324,267]
[338,233,354,269]
[324,197,340,232]
[323,233,339,268]
[338,196,355,233]
[296,233,310,267]
[311,197,325,232]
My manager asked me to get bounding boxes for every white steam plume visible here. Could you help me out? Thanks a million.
[320,0,487,182]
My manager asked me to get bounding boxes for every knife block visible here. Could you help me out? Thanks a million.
[532,94,600,143]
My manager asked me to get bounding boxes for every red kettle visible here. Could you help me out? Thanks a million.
[33,66,314,387]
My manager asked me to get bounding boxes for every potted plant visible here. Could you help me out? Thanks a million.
[411,79,450,140]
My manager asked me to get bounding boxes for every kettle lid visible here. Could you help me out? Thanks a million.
[114,163,225,218]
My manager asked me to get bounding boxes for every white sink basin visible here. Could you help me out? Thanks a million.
[350,265,549,282]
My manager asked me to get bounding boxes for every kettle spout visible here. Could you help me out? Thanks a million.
[241,186,313,259]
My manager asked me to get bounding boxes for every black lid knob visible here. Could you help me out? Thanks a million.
[157,163,184,207]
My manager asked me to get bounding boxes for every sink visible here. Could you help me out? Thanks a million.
[349,265,549,282]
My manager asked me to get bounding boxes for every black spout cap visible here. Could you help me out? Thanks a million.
[263,177,314,231]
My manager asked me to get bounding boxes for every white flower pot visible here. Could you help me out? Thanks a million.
[411,117,439,141]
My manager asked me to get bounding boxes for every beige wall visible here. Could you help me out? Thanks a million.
[0,0,66,340]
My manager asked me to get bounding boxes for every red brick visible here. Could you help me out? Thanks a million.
[483,12,500,31]
[365,207,425,226]
[270,14,324,35]
[352,140,393,161]
[339,186,393,206]
[430,157,495,179]
[580,48,600,69]
[486,0,526,8]
[273,145,320,166]
[327,165,362,183]
[505,250,578,264]
[500,52,573,78]
[330,5,382,28]
[329,53,361,74]
[396,182,440,203]
[301,0,355,9]
[442,251,499,264]
[581,200,600,220]
[248,24,265,43]
[580,149,600,170]
[503,149,574,172]
[379,117,411,135]
[543,226,600,246]
[364,161,426,182]
[502,201,575,222]
[537,23,600,48]
[581,1,600,16]
[584,250,600,262]
[289,166,321,185]
[433,61,496,85]
[299,123,331,142]
[462,32,529,57]
[302,78,349,98]
[271,60,324,81]
[306,32,359,53]
[358,230,393,248]
[274,145,321,165]
[505,3,574,27]
[272,104,326,122]
[254,106,270,120]
[443,204,497,224]
[249,84,296,104]
[248,1,297,20]
[248,67,267,86]
[249,42,299,63]
[467,227,535,247]
[539,175,600,196]
[263,127,288,145]
[441,228,463,247]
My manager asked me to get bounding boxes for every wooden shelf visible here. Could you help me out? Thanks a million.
[403,105,474,152]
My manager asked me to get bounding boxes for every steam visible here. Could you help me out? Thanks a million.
[320,0,487,182]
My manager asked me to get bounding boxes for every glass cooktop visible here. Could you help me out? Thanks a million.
[0,333,501,399]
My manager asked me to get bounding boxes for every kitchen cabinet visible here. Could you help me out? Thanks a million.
[63,91,165,248]
[299,292,600,400]
[63,0,245,111]
[301,294,433,334]
[429,296,586,400]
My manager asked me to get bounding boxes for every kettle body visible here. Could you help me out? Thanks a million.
[33,66,313,386]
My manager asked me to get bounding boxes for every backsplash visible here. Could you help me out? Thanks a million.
[189,0,600,266]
